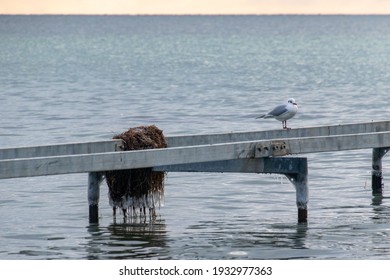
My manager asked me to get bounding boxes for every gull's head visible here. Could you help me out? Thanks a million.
[287,98,297,106]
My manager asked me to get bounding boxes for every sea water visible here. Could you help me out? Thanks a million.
[1,15,390,259]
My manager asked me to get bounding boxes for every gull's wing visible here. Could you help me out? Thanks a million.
[267,104,288,117]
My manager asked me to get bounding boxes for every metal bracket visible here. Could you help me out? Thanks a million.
[255,140,290,157]
[115,140,125,151]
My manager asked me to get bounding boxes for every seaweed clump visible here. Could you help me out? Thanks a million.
[105,125,167,217]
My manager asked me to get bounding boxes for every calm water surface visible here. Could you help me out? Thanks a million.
[1,15,390,259]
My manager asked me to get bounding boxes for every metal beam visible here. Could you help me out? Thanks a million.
[0,140,123,160]
[0,141,257,179]
[154,157,306,174]
[166,120,390,147]
[2,120,389,159]
[255,131,390,157]
[2,131,390,179]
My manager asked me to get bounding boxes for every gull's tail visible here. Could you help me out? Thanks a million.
[256,114,265,119]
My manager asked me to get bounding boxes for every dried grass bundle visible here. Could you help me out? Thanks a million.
[105,125,167,217]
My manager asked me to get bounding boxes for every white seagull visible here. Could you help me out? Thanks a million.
[256,98,298,129]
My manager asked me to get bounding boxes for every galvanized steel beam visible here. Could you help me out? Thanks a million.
[0,140,123,160]
[2,120,390,159]
[166,120,390,147]
[154,157,306,174]
[2,131,390,179]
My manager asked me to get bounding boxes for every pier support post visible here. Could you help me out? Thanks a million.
[285,158,308,223]
[372,148,389,195]
[88,172,104,223]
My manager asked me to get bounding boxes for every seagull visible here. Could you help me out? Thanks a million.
[256,98,298,129]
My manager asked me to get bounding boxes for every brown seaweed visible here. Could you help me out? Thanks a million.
[105,125,167,217]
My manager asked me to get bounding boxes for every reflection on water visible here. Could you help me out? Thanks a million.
[81,190,390,260]
[371,195,390,223]
[176,220,310,259]
[83,212,313,260]
[86,218,168,260]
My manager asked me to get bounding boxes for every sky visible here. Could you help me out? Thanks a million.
[1,0,390,15]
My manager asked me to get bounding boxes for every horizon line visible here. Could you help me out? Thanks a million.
[2,13,390,16]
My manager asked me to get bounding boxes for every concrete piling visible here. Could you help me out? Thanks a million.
[285,159,308,223]
[88,172,104,223]
[372,148,389,195]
